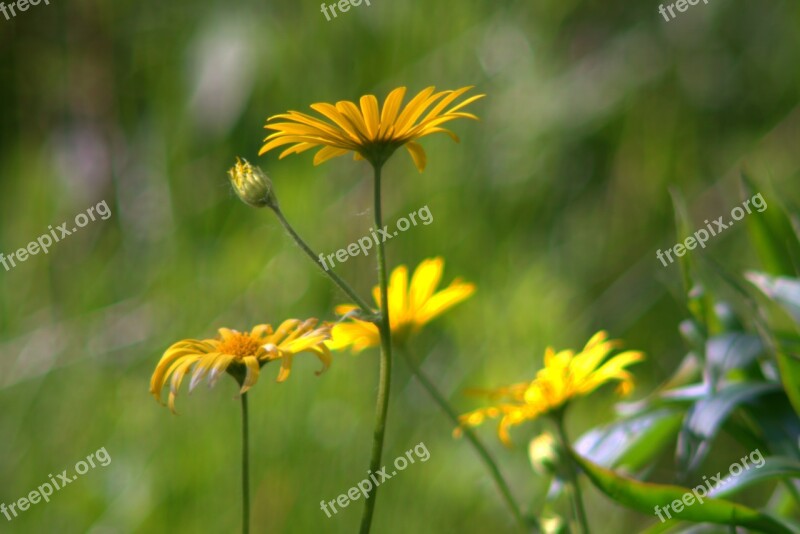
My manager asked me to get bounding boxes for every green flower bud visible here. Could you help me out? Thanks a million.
[528,432,560,475]
[228,157,278,209]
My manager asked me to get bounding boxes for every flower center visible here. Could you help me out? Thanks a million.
[217,332,262,359]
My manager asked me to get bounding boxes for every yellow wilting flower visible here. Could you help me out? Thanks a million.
[150,319,331,413]
[457,331,644,445]
[259,86,485,171]
[327,257,475,352]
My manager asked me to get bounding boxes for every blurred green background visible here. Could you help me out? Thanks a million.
[1,0,799,532]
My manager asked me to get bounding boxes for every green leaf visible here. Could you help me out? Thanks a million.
[775,348,800,419]
[575,409,683,472]
[669,188,696,299]
[743,392,800,460]
[745,273,800,417]
[705,333,764,389]
[741,173,800,276]
[569,449,796,533]
[747,272,800,325]
[677,382,780,474]
[710,456,800,499]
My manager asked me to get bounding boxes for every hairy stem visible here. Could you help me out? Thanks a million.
[272,206,373,313]
[399,345,536,533]
[241,392,250,534]
[359,163,393,534]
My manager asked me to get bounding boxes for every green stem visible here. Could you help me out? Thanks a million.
[553,412,589,534]
[359,163,393,534]
[272,205,373,313]
[241,392,250,534]
[399,346,536,533]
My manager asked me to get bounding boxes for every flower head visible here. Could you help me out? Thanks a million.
[259,86,484,171]
[327,257,475,352]
[457,331,644,445]
[228,157,277,209]
[150,319,331,413]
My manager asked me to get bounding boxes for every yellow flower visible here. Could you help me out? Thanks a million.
[457,331,644,445]
[327,257,475,352]
[150,319,331,413]
[259,86,484,171]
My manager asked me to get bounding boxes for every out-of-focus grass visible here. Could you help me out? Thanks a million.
[0,0,799,532]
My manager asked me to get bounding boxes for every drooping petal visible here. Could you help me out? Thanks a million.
[207,354,236,387]
[240,356,261,393]
[314,146,350,165]
[189,352,223,392]
[150,340,213,400]
[275,354,294,383]
[404,141,427,172]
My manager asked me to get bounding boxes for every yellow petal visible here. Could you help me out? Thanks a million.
[327,321,380,352]
[359,95,380,139]
[393,86,442,135]
[334,304,360,317]
[189,352,222,392]
[404,141,427,172]
[408,258,444,314]
[150,341,211,400]
[314,146,350,165]
[387,265,409,326]
[240,356,261,393]
[208,354,236,387]
[275,354,294,382]
[309,102,362,142]
[335,100,371,142]
[266,319,302,345]
[250,324,274,340]
[379,87,406,139]
[413,280,475,326]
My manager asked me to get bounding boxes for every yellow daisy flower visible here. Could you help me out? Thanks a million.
[457,331,644,445]
[259,86,485,171]
[328,257,475,352]
[150,319,331,413]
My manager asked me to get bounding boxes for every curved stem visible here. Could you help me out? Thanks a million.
[272,206,373,313]
[399,345,536,533]
[359,164,393,534]
[241,392,250,534]
[553,413,589,534]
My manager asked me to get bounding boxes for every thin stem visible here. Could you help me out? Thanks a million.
[553,413,590,534]
[359,164,393,534]
[399,345,536,533]
[272,206,373,313]
[241,392,250,534]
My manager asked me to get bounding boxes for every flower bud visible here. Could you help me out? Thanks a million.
[228,157,278,209]
[528,432,560,475]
